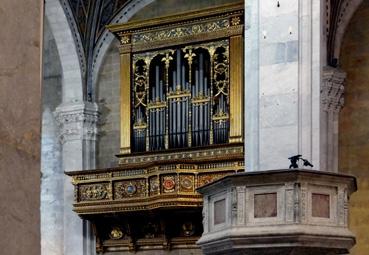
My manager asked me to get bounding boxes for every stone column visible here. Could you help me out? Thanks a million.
[245,0,324,170]
[55,102,99,255]
[321,66,346,172]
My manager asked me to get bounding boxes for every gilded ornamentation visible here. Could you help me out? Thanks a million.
[162,176,176,192]
[115,180,145,199]
[180,175,194,192]
[198,173,228,187]
[119,34,131,44]
[79,184,109,201]
[231,16,241,26]
[68,4,244,216]
[212,110,229,123]
[150,176,159,196]
[132,19,229,44]
[119,144,243,164]
[109,227,124,240]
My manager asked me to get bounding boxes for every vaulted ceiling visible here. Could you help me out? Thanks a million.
[66,0,130,52]
[58,0,362,100]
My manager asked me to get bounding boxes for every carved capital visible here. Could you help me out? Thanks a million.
[54,102,99,144]
[322,66,346,113]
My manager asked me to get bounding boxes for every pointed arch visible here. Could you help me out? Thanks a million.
[91,0,155,90]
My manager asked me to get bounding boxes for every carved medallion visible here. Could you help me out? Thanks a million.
[163,176,176,192]
[115,180,145,199]
[180,175,194,192]
[125,183,137,196]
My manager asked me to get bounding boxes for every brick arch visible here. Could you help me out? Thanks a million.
[45,0,85,103]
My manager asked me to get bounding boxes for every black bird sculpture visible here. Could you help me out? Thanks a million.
[288,155,313,169]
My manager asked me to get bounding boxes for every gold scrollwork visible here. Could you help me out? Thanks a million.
[212,110,229,123]
[132,19,230,44]
[79,184,109,201]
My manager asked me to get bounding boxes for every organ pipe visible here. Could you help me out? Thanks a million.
[132,41,230,152]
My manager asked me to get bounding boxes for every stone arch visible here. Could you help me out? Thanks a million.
[42,1,90,255]
[45,0,85,103]
[333,0,363,62]
[91,0,155,91]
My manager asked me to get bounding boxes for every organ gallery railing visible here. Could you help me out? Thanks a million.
[132,40,230,152]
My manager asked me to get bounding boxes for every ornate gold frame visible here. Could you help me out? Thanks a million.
[107,2,244,155]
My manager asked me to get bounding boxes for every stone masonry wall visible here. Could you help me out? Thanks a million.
[96,42,121,168]
[340,1,369,254]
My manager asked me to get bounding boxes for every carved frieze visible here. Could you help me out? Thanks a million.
[132,19,230,44]
[79,183,109,201]
[68,157,243,214]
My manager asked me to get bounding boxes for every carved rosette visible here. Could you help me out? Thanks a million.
[322,66,346,113]
[54,102,99,144]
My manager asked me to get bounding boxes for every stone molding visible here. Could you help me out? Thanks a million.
[322,66,346,113]
[54,102,99,144]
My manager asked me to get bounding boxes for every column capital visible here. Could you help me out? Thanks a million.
[322,66,346,113]
[54,102,99,144]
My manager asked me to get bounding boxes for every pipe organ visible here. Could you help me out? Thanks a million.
[132,41,231,153]
[67,3,244,253]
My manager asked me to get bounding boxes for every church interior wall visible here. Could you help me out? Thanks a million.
[96,42,121,168]
[34,0,369,254]
[340,1,369,253]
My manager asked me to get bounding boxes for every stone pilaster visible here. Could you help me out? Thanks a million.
[321,66,346,172]
[55,101,99,255]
